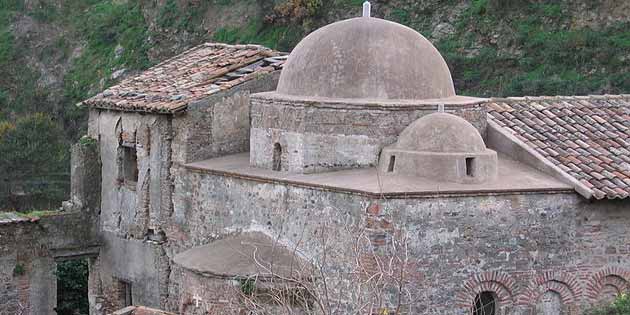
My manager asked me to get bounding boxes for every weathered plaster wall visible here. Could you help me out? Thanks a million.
[165,169,630,315]
[249,95,487,173]
[88,109,174,238]
[64,141,102,212]
[87,108,174,314]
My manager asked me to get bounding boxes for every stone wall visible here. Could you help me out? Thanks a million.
[249,93,487,173]
[164,169,630,315]
[0,211,99,315]
[171,72,280,165]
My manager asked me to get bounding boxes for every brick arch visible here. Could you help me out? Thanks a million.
[456,271,517,312]
[519,271,581,305]
[585,266,630,301]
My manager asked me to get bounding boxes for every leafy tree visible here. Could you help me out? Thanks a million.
[0,113,68,210]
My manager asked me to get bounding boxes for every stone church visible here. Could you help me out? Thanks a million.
[1,6,629,315]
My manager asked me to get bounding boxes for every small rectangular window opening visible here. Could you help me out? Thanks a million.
[272,143,282,171]
[122,146,138,183]
[387,155,396,172]
[465,157,475,177]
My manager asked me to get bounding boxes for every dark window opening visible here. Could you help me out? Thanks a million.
[56,258,89,315]
[272,143,282,171]
[473,291,496,315]
[387,155,396,172]
[465,157,475,177]
[122,146,138,184]
[116,279,133,307]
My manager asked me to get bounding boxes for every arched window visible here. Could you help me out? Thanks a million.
[537,290,563,315]
[473,291,496,315]
[272,143,282,171]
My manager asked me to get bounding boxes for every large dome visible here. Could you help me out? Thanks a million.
[395,113,486,153]
[276,17,455,100]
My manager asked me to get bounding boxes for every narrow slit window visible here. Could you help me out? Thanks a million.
[272,143,282,171]
[122,146,138,183]
[465,157,475,177]
[388,155,396,172]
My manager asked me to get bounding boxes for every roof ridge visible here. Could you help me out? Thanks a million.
[488,94,630,103]
[201,42,276,52]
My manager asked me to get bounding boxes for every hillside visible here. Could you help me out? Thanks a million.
[0,0,629,210]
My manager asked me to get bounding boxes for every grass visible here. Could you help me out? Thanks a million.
[0,210,60,220]
[439,1,630,97]
[213,18,302,51]
[63,1,152,109]
[157,0,179,29]
[18,210,61,219]
[0,9,15,66]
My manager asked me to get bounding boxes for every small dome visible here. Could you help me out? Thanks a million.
[276,17,455,100]
[395,113,486,152]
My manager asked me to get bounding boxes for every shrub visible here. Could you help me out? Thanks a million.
[586,294,630,315]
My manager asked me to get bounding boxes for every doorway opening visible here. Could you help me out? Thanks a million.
[56,258,89,315]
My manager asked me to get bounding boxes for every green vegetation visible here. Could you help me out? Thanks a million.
[64,1,151,105]
[78,135,97,147]
[240,278,257,295]
[13,263,25,276]
[0,113,68,210]
[0,210,59,220]
[586,294,630,315]
[214,19,302,51]
[157,0,179,29]
[440,2,630,97]
[17,210,60,219]
[0,1,153,210]
[56,259,89,315]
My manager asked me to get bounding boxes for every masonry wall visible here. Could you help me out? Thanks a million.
[249,95,487,173]
[164,169,630,315]
[87,108,174,314]
[0,212,99,315]
[171,72,280,164]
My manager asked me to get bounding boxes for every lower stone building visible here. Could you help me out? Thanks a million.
[1,9,629,315]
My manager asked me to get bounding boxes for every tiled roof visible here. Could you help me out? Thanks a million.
[81,43,286,113]
[487,95,630,200]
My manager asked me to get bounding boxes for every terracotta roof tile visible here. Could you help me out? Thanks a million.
[81,43,286,113]
[487,95,630,200]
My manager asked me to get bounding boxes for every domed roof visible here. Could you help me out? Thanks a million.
[395,113,486,152]
[276,17,455,100]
